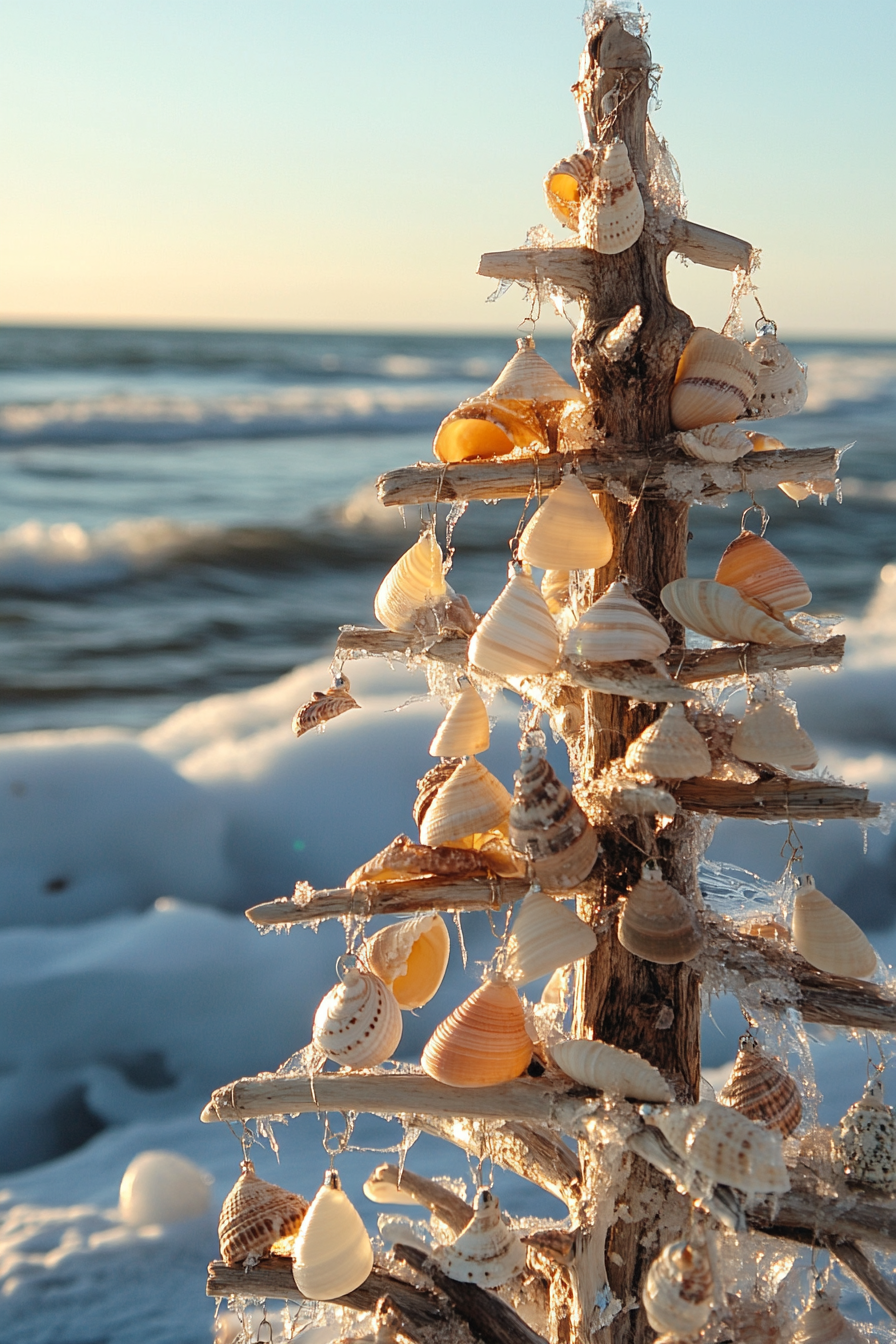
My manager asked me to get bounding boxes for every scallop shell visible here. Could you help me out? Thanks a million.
[486,335,583,407]
[746,327,808,419]
[292,677,359,739]
[624,704,711,781]
[643,1236,714,1338]
[550,1039,672,1103]
[218,1160,308,1266]
[715,530,811,618]
[791,873,877,979]
[790,1292,862,1344]
[565,580,670,663]
[292,1170,374,1301]
[503,888,597,985]
[517,474,613,571]
[468,567,560,680]
[541,568,570,615]
[543,150,595,230]
[374,534,446,633]
[419,757,512,848]
[661,578,806,647]
[421,978,533,1087]
[670,328,759,431]
[718,1035,802,1137]
[648,1099,790,1195]
[413,760,460,830]
[833,1076,896,1192]
[433,396,545,464]
[731,695,818,772]
[429,681,490,757]
[677,422,753,463]
[434,1188,527,1287]
[362,914,451,1010]
[617,860,703,964]
[347,834,484,888]
[508,735,599,889]
[312,966,403,1068]
[579,140,645,256]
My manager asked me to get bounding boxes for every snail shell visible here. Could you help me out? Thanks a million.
[624,704,711,781]
[617,860,703,965]
[550,1039,671,1103]
[374,534,446,633]
[579,140,645,255]
[746,327,808,419]
[292,678,359,739]
[503,888,596,985]
[508,735,599,889]
[791,873,877,979]
[543,150,595,230]
[647,1099,790,1195]
[677,421,753,463]
[218,1160,308,1266]
[661,578,806,647]
[670,327,759,430]
[517,474,613,571]
[565,580,670,663]
[434,1187,527,1287]
[292,1170,374,1301]
[312,966,403,1069]
[718,1035,802,1137]
[789,1292,863,1344]
[715,529,811,618]
[362,914,451,1010]
[643,1236,714,1337]
[419,756,512,848]
[347,834,484,888]
[421,978,533,1087]
[429,681,490,758]
[486,335,583,407]
[469,567,560,680]
[541,567,570,615]
[833,1076,896,1193]
[731,694,818,772]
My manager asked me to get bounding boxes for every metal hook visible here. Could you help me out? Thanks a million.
[740,501,769,537]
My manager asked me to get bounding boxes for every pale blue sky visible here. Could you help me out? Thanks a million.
[1,1,893,334]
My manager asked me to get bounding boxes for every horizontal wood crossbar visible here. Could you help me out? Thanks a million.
[676,776,880,821]
[206,1256,445,1317]
[246,876,527,927]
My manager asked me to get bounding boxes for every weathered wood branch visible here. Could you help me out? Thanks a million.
[335,626,470,667]
[676,776,880,821]
[415,1115,582,1208]
[394,1244,550,1344]
[245,877,526,928]
[206,1255,445,1320]
[365,1163,473,1234]
[817,1236,896,1321]
[668,219,754,272]
[669,635,845,684]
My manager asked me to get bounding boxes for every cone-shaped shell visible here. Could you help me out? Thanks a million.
[746,329,808,419]
[429,683,490,757]
[541,568,570,615]
[435,1188,527,1286]
[618,860,703,964]
[503,889,597,985]
[362,914,451,1010]
[678,421,753,463]
[433,397,545,464]
[517,475,613,570]
[643,1237,713,1337]
[671,327,758,430]
[624,704,711,781]
[543,150,594,230]
[487,336,582,406]
[218,1160,308,1266]
[731,696,818,772]
[718,1036,802,1137]
[790,1293,862,1344]
[792,874,877,979]
[419,757,512,848]
[715,530,811,618]
[580,140,645,255]
[648,1099,790,1195]
[661,578,806,647]
[469,569,560,680]
[508,736,599,889]
[374,534,446,633]
[421,978,532,1087]
[565,581,670,663]
[292,1171,374,1301]
[551,1039,672,1103]
[293,679,360,739]
[312,966,403,1068]
[833,1077,896,1192]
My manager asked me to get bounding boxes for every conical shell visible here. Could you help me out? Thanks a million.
[433,396,545,464]
[579,140,645,255]
[624,704,711,781]
[469,568,560,680]
[678,422,753,463]
[419,757,512,848]
[486,336,583,406]
[292,678,359,739]
[746,328,808,419]
[421,978,533,1087]
[362,914,451,1010]
[643,1237,713,1337]
[648,1099,790,1195]
[218,1160,308,1266]
[312,966,403,1068]
[374,534,446,633]
[429,682,490,757]
[508,735,599,889]
[517,475,613,570]
[661,578,807,647]
[292,1171,374,1301]
[435,1188,527,1287]
[790,1293,862,1344]
[791,874,877,979]
[503,889,597,985]
[715,530,811,618]
[670,328,759,431]
[541,568,570,615]
[718,1035,802,1137]
[414,760,460,830]
[543,150,595,230]
[833,1076,896,1192]
[565,580,670,663]
[550,1039,672,1103]
[617,860,703,964]
[731,696,818,772]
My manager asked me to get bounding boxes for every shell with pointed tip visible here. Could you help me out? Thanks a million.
[218,1160,308,1266]
[731,697,818,772]
[746,330,808,419]
[618,861,703,964]
[429,683,490,757]
[541,568,570,615]
[362,914,451,1010]
[670,328,759,431]
[624,704,711,781]
[312,967,403,1068]
[469,569,560,680]
[293,680,359,739]
[508,736,599,889]
[435,1188,527,1286]
[517,475,613,570]
[643,1237,713,1337]
[678,421,753,463]
[487,336,583,407]
[833,1077,896,1192]
[718,1036,802,1137]
[792,874,877,979]
[419,757,512,848]
[543,151,595,230]
[503,889,596,985]
[579,140,645,256]
[433,397,545,464]
[374,534,446,633]
[715,530,811,618]
[648,1099,790,1194]
[746,430,787,452]
[421,978,533,1087]
[790,1293,863,1344]
[661,578,806,647]
[551,1039,672,1103]
[565,581,670,663]
[292,1171,374,1301]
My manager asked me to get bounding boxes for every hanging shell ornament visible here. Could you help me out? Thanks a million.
[550,1039,672,1103]
[312,961,403,1069]
[502,887,597,985]
[543,149,595,230]
[361,914,451,1010]
[486,335,584,408]
[434,1187,527,1286]
[468,565,560,680]
[624,703,711,780]
[791,873,877,979]
[579,140,645,255]
[541,567,570,615]
[718,1035,802,1137]
[291,1169,374,1301]
[789,1291,862,1344]
[419,756,512,848]
[647,1099,790,1194]
[661,578,806,647]
[347,834,484,888]
[746,320,808,419]
[218,1160,308,1266]
[421,978,533,1087]
[429,680,490,758]
[731,693,818,772]
[670,327,759,431]
[617,860,703,965]
[374,533,446,632]
[433,398,543,464]
[715,529,811,619]
[833,1075,896,1192]
[508,734,599,889]
[292,675,359,739]
[413,760,460,830]
[517,474,613,571]
[642,1235,714,1338]
[565,580,670,664]
[677,421,753,463]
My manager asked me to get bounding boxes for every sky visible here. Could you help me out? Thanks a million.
[0,0,893,337]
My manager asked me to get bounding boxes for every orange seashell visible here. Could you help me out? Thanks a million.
[543,150,595,230]
[292,676,359,739]
[618,860,703,965]
[362,914,451,1010]
[718,1035,802,1137]
[670,327,758,431]
[715,530,811,619]
[421,979,533,1087]
[469,566,560,680]
[419,757,512,848]
[218,1160,307,1266]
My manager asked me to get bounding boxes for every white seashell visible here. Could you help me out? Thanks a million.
[503,888,596,985]
[374,534,446,632]
[648,1099,790,1195]
[643,1236,713,1337]
[791,874,877,979]
[292,1170,374,1300]
[540,965,570,1007]
[551,1039,671,1102]
[362,1170,420,1206]
[833,1076,896,1192]
[419,756,512,848]
[731,693,818,772]
[617,860,703,965]
[312,965,403,1068]
[517,474,613,570]
[661,578,806,647]
[217,1160,308,1266]
[746,324,808,419]
[715,529,811,618]
[429,681,490,757]
[670,328,758,430]
[624,704,711,781]
[789,1291,862,1344]
[565,580,670,663]
[677,422,753,463]
[579,140,645,255]
[119,1150,212,1226]
[362,914,451,1010]
[469,566,560,680]
[541,567,570,615]
[486,335,583,406]
[601,304,643,362]
[434,1187,527,1287]
[607,781,678,819]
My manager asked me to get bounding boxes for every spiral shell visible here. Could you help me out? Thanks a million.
[508,735,599,889]
[617,860,703,965]
[374,534,446,632]
[579,140,645,255]
[565,580,670,663]
[503,888,596,985]
[550,1039,671,1103]
[434,1188,527,1287]
[362,914,451,1010]
[833,1076,896,1192]
[677,421,753,463]
[791,873,877,979]
[643,1236,713,1337]
[312,966,403,1068]
[790,1292,862,1344]
[517,474,613,571]
[731,694,818,772]
[419,756,512,848]
[468,567,560,680]
[292,1170,374,1301]
[647,1099,790,1195]
[718,1035,802,1137]
[746,326,808,419]
[347,834,483,888]
[624,704,711,781]
[661,578,806,647]
[433,396,544,464]
[486,335,583,407]
[292,677,359,739]
[541,568,570,615]
[429,681,490,757]
[421,978,533,1087]
[670,328,759,431]
[218,1160,308,1266]
[715,530,811,618]
[543,150,595,230]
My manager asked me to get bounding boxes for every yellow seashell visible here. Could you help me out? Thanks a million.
[468,566,561,680]
[670,327,758,431]
[745,430,787,452]
[661,578,806,647]
[624,704,711,781]
[419,757,512,848]
[434,1187,527,1287]
[550,1039,672,1103]
[503,888,596,985]
[677,421,753,463]
[218,1160,308,1266]
[448,829,526,878]
[421,978,533,1087]
[543,150,595,230]
[718,1035,802,1137]
[791,874,877,979]
[617,860,703,964]
[374,533,446,633]
[643,1236,714,1338]
[579,140,645,256]
[746,323,808,419]
[486,335,583,406]
[291,1170,374,1301]
[362,914,450,1010]
[647,1098,790,1195]
[517,474,613,570]
[508,734,599,889]
[731,694,818,772]
[715,529,811,618]
[790,1291,863,1344]
[433,397,544,464]
[429,681,490,757]
[312,965,403,1068]
[565,580,670,663]
[541,568,570,615]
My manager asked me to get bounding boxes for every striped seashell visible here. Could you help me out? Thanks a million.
[508,735,599,889]
[565,580,670,663]
[429,681,490,757]
[421,978,533,1087]
[486,335,583,407]
[790,1292,863,1344]
[469,566,561,680]
[292,1170,374,1301]
[731,694,818,772]
[677,421,753,463]
[617,860,703,965]
[362,914,450,1010]
[434,1188,527,1287]
[579,140,645,256]
[374,533,446,632]
[218,1160,308,1266]
[433,396,545,464]
[792,873,877,979]
[670,327,759,431]
[643,1235,714,1338]
[715,530,811,618]
[419,757,512,848]
[624,704,711,781]
[718,1035,802,1137]
[503,887,596,985]
[746,325,808,419]
[541,568,570,615]
[543,150,595,230]
[647,1099,790,1194]
[550,1039,672,1103]
[292,676,359,739]
[661,578,806,647]
[833,1076,896,1193]
[413,760,460,830]
[347,834,484,888]
[517,474,613,571]
[312,964,403,1068]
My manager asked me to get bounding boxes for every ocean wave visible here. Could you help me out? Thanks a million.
[802,349,896,415]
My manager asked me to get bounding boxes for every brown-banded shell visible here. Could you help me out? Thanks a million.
[789,1292,863,1344]
[624,704,711,781]
[617,860,703,965]
[517,474,613,571]
[434,1188,527,1287]
[718,1035,802,1137]
[429,681,490,757]
[543,150,595,231]
[218,1160,308,1266]
[677,421,753,463]
[312,965,403,1069]
[433,396,544,464]
[715,529,812,618]
[292,1170,374,1301]
[661,578,806,647]
[486,335,583,407]
[541,568,570,615]
[550,1039,672,1103]
[374,534,446,632]
[502,888,596,985]
[643,1235,714,1338]
[746,325,808,419]
[468,566,560,680]
[292,676,359,739]
[421,978,533,1087]
[647,1099,790,1195]
[508,735,599,889]
[419,757,512,848]
[833,1076,896,1192]
[791,873,877,979]
[413,760,461,831]
[347,834,484,888]
[579,140,645,255]
[565,580,670,663]
[362,914,451,1010]
[731,694,818,772]
[670,327,759,430]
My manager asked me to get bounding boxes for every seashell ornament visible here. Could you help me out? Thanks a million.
[292,1169,374,1300]
[508,734,599,889]
[643,1234,714,1338]
[715,528,811,619]
[433,399,543,464]
[218,1160,308,1266]
[789,1291,862,1344]
[502,885,596,985]
[579,140,645,255]
[413,760,460,830]
[543,149,595,230]
[833,1075,896,1192]
[362,914,450,1010]
[661,578,806,648]
[617,860,703,964]
[293,675,359,739]
[517,473,613,571]
[670,327,759,431]
[419,756,512,848]
[565,580,670,664]
[434,1187,527,1287]
[421,978,532,1087]
[429,680,490,757]
[624,703,711,780]
[746,320,808,419]
[374,533,446,632]
[678,421,753,463]
[791,873,877,979]
[647,1099,790,1194]
[119,1150,212,1227]
[541,568,570,615]
[469,565,560,680]
[718,1035,802,1137]
[550,1039,671,1103]
[347,834,484,888]
[486,335,583,409]
[312,960,403,1068]
[731,691,818,772]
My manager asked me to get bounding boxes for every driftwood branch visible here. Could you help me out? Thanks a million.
[366,1163,473,1235]
[669,636,845,684]
[415,1115,582,1208]
[668,219,754,272]
[206,1255,445,1320]
[817,1236,896,1321]
[393,1243,550,1344]
[676,776,880,822]
[245,877,527,929]
[335,626,470,667]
